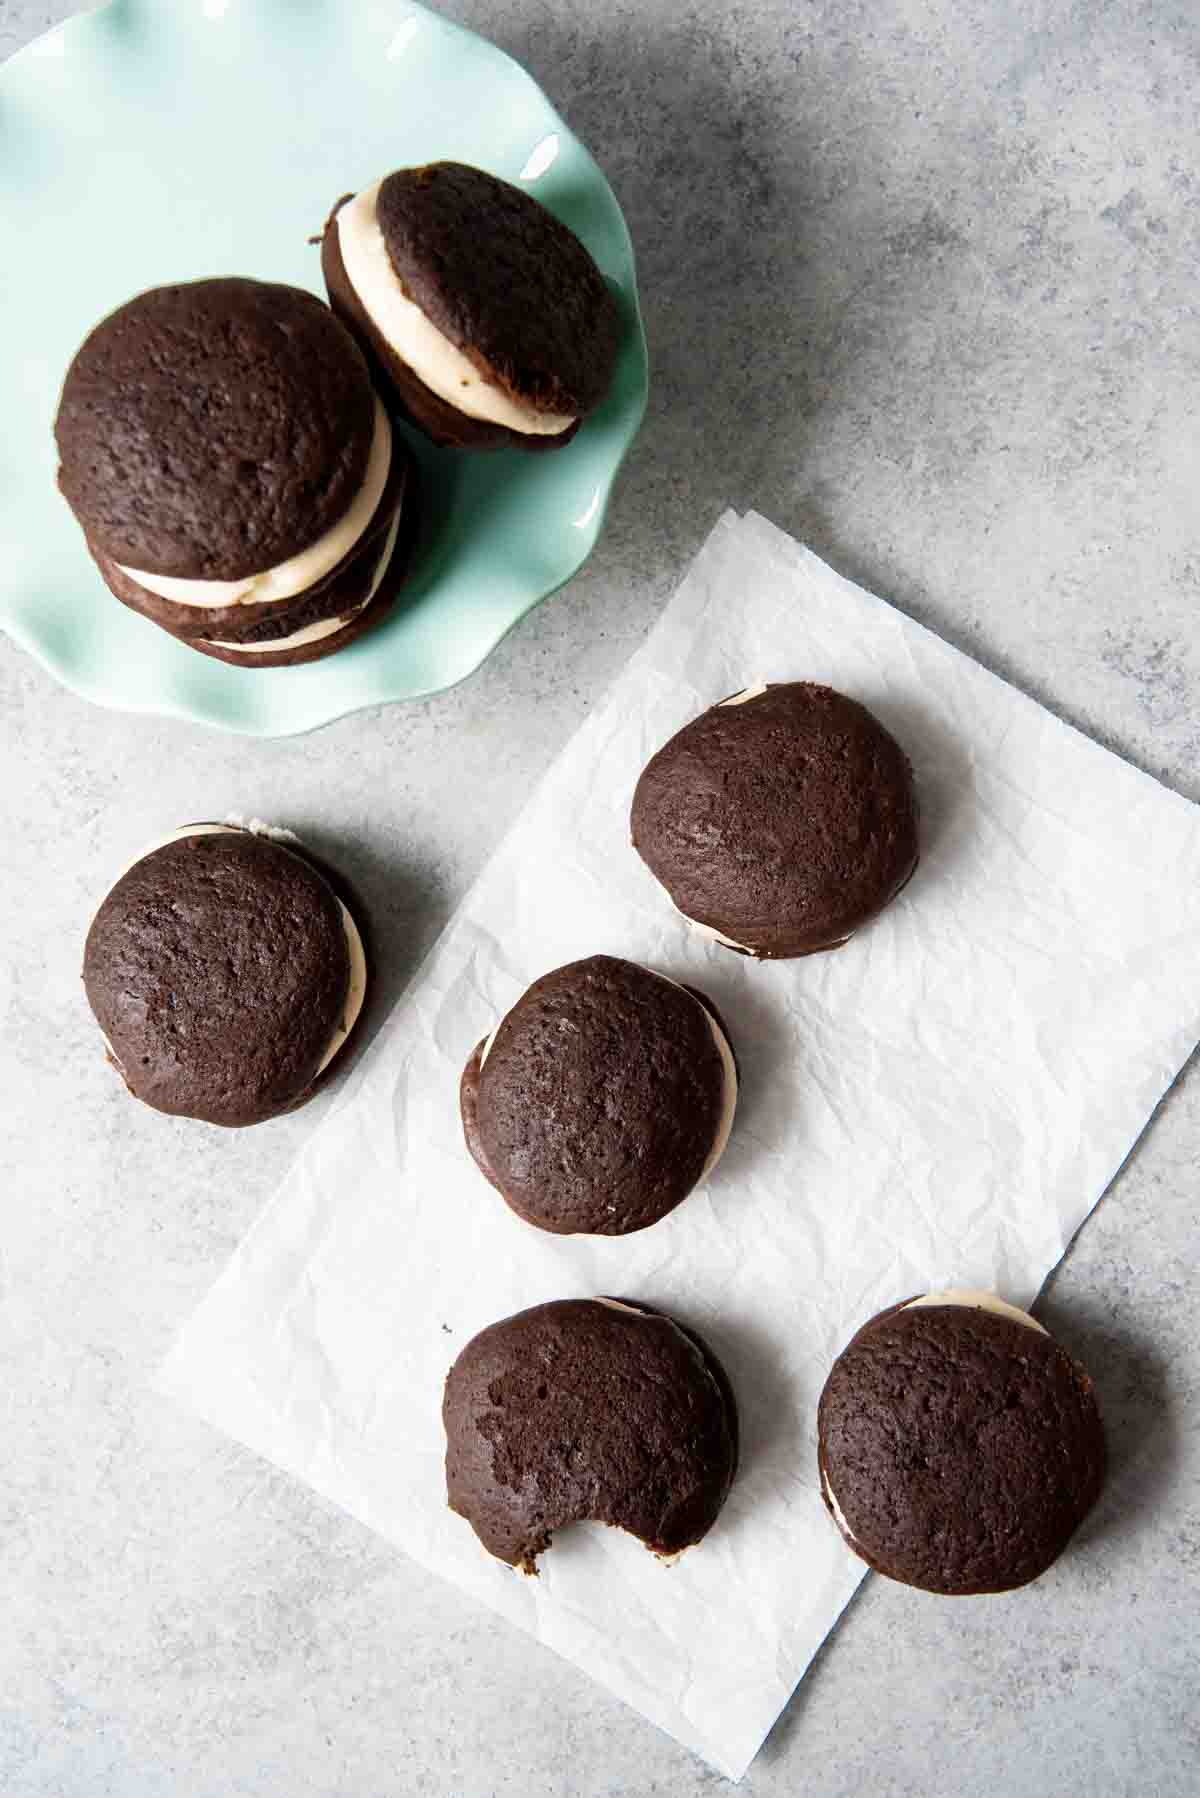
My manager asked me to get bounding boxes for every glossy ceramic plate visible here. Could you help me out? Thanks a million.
[0,0,647,735]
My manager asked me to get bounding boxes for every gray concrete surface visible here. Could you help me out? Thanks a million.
[2,1,1198,1793]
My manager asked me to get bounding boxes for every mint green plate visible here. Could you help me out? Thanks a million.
[0,0,647,735]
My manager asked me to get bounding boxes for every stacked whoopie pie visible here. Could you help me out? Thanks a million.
[67,163,1107,1606]
[55,279,418,667]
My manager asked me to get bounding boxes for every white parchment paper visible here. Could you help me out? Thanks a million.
[160,512,1200,1780]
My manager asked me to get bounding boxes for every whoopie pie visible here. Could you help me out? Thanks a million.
[82,820,369,1125]
[55,278,418,665]
[460,955,737,1236]
[817,1290,1106,1594]
[322,161,621,450]
[444,1297,739,1572]
[631,681,920,958]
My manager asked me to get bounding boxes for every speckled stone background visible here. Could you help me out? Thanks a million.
[2,1,1197,1793]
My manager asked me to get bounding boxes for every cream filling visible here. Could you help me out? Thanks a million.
[720,682,769,707]
[116,398,393,607]
[823,1291,1047,1550]
[105,821,365,1077]
[202,505,401,653]
[656,971,737,1185]
[669,895,756,956]
[822,1466,857,1543]
[336,181,576,437]
[904,1290,1046,1334]
[478,964,737,1186]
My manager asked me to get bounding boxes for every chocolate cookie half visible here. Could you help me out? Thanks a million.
[817,1291,1106,1594]
[55,278,419,664]
[631,682,920,958]
[444,1298,739,1572]
[460,955,737,1235]
[82,821,369,1126]
[321,162,621,449]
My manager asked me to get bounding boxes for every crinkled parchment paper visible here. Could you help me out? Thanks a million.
[160,512,1200,1779]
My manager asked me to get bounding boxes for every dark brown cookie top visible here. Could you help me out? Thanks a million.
[56,278,376,578]
[443,1298,739,1572]
[631,683,920,958]
[817,1300,1106,1594]
[375,163,621,418]
[461,956,732,1236]
[83,830,352,1126]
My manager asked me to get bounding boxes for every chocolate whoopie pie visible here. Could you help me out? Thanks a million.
[460,955,737,1236]
[632,682,919,958]
[82,821,369,1126]
[321,161,621,450]
[55,279,419,666]
[817,1291,1106,1595]
[444,1298,739,1572]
